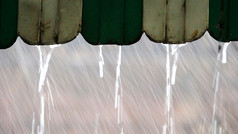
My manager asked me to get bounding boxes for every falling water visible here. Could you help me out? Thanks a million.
[99,45,104,78]
[211,42,230,134]
[162,44,185,134]
[114,46,124,134]
[32,112,35,134]
[47,78,54,107]
[37,45,59,92]
[171,45,179,85]
[95,113,99,134]
[32,45,59,134]
[221,42,230,64]
[115,46,122,109]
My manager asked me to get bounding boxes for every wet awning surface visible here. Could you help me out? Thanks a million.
[0,0,238,48]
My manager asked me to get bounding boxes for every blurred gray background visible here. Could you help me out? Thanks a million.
[0,33,238,134]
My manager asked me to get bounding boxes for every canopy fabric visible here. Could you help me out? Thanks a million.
[0,0,18,48]
[209,0,238,42]
[144,0,209,44]
[18,0,82,45]
[0,0,237,48]
[81,0,143,45]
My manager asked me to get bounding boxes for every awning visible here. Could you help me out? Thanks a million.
[0,0,18,48]
[18,0,82,45]
[0,0,237,48]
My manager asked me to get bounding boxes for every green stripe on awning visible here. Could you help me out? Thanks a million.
[209,0,238,42]
[81,0,142,45]
[13,0,238,46]
[0,0,18,48]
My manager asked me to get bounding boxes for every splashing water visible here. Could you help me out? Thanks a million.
[114,46,124,134]
[99,45,104,78]
[162,44,185,134]
[211,42,230,134]
[32,45,59,134]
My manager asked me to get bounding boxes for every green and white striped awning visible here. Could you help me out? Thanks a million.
[0,0,238,48]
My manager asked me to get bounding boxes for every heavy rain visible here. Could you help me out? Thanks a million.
[0,33,238,134]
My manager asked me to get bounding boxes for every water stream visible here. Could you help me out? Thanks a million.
[162,44,186,134]
[114,46,124,134]
[32,45,59,134]
[211,42,230,134]
[99,45,104,78]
